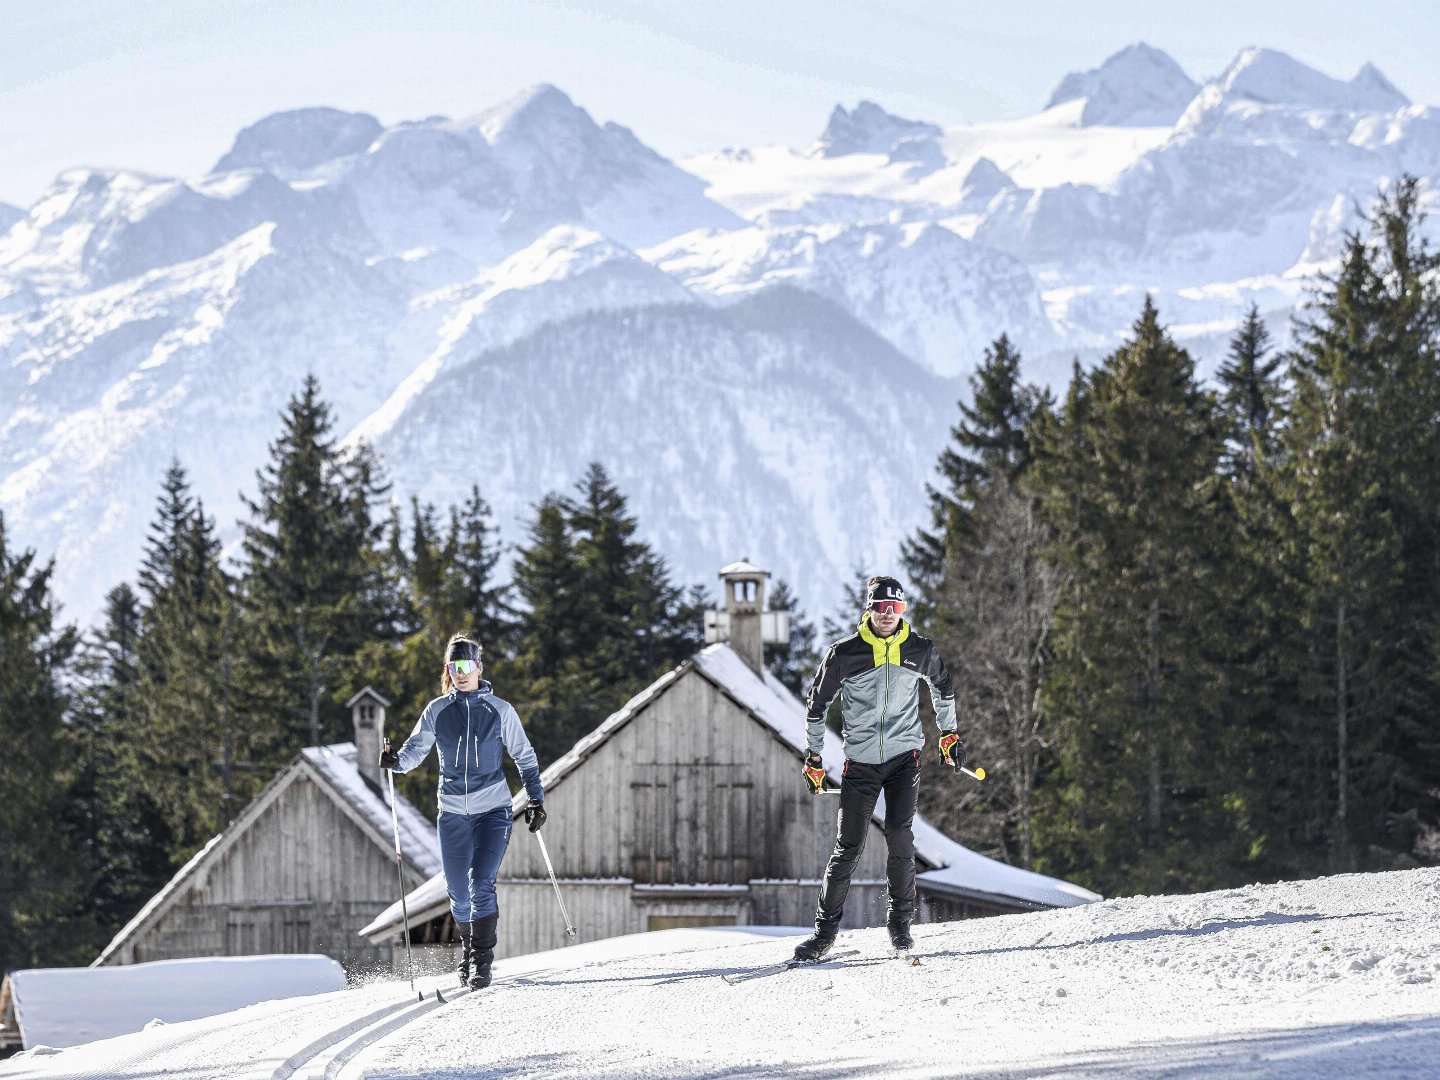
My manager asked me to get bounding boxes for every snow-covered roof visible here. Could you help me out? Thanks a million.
[362,644,1097,940]
[301,742,441,879]
[718,558,769,578]
[1,955,345,1049]
[94,742,440,966]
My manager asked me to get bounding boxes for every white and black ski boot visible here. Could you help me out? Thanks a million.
[887,920,914,957]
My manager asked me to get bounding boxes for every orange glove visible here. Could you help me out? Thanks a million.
[938,733,965,771]
[803,752,828,795]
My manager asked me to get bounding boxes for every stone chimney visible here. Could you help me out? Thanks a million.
[704,559,789,676]
[346,686,392,795]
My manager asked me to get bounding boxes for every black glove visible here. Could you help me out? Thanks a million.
[524,801,547,832]
[378,741,399,770]
[802,752,828,795]
[938,733,965,772]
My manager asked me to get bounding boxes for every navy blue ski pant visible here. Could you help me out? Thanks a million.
[437,807,512,922]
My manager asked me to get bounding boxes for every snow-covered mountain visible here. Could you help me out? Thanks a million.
[1046,42,1201,126]
[2,48,1437,625]
[364,288,957,607]
[6,869,1438,1077]
[813,101,943,158]
[642,221,1054,377]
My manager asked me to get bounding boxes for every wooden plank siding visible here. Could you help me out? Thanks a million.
[106,771,426,976]
[491,667,895,958]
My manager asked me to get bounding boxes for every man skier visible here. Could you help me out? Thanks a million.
[794,575,962,961]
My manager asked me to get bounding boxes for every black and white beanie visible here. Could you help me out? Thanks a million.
[865,576,905,608]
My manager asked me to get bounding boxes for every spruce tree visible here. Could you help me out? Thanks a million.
[511,466,702,764]
[0,513,84,969]
[238,377,392,759]
[66,584,175,950]
[764,578,819,696]
[902,334,1044,629]
[1213,309,1304,878]
[1032,299,1236,895]
[1281,178,1440,870]
[135,466,242,848]
[443,486,517,661]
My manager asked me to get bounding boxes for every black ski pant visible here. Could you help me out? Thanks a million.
[813,749,920,933]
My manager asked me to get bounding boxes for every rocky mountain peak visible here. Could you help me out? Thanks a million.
[1046,43,1199,127]
[214,107,383,176]
[470,83,595,145]
[814,101,942,157]
[1216,47,1409,112]
[961,157,1016,198]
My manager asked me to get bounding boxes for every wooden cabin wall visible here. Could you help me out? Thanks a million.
[105,772,426,975]
[490,668,908,958]
[502,669,893,885]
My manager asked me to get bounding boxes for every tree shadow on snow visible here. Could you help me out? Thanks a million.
[366,1053,889,1080]
[955,1016,1440,1080]
[922,909,1397,963]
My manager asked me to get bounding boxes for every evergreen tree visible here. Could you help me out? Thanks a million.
[1217,304,1282,482]
[238,377,392,760]
[1212,309,1306,878]
[1280,177,1440,870]
[902,334,1045,629]
[442,486,517,660]
[0,513,84,970]
[764,578,819,696]
[66,584,174,951]
[512,466,703,764]
[135,466,242,848]
[820,564,871,642]
[1032,299,1237,895]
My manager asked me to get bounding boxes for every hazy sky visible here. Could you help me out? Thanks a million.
[3,0,1438,208]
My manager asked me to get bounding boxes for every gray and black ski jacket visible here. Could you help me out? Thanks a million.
[392,683,543,816]
[804,619,958,764]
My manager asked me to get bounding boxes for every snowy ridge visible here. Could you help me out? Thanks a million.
[643,220,1056,377]
[2,49,1437,625]
[8,870,1440,1078]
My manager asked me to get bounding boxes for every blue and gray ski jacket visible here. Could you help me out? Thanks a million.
[392,683,543,816]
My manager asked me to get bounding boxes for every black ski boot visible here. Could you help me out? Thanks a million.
[792,926,836,963]
[470,913,498,989]
[455,921,474,987]
[887,919,914,954]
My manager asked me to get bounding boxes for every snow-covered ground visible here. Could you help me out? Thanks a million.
[6,868,1438,1079]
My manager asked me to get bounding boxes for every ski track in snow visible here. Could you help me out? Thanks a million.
[5,869,1439,1079]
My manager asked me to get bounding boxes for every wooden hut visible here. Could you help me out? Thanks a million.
[361,562,1099,961]
[93,688,441,976]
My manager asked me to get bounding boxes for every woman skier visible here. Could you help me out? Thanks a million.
[379,634,546,989]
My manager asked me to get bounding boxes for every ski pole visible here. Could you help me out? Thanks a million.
[534,830,577,940]
[383,740,419,997]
